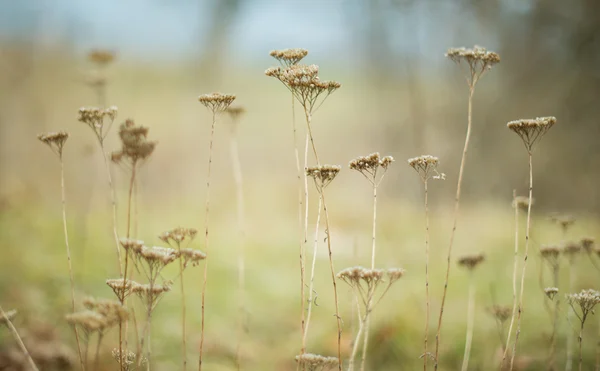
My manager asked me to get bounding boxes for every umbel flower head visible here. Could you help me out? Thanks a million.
[306,165,341,191]
[337,266,405,306]
[38,131,69,158]
[566,289,600,322]
[78,106,118,143]
[507,116,556,153]
[225,106,246,121]
[446,46,500,87]
[270,48,308,67]
[295,353,338,371]
[408,155,444,182]
[562,241,581,262]
[581,237,595,253]
[457,254,485,270]
[540,245,562,268]
[159,227,198,246]
[112,348,146,371]
[349,152,395,185]
[549,213,576,232]
[198,93,236,114]
[544,287,559,300]
[111,119,157,168]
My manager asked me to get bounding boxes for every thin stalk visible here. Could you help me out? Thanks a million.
[199,111,217,370]
[578,316,586,371]
[596,316,600,371]
[461,274,476,371]
[360,298,373,371]
[548,266,559,370]
[424,180,430,371]
[94,333,104,371]
[348,298,364,371]
[100,145,123,276]
[371,185,377,270]
[509,152,534,370]
[566,260,577,371]
[177,243,188,371]
[434,85,475,370]
[502,190,519,366]
[301,131,309,357]
[0,305,39,371]
[304,195,323,345]
[59,157,85,371]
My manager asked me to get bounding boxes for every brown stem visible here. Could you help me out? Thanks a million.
[304,195,323,345]
[549,266,559,370]
[0,305,39,371]
[509,152,533,370]
[100,145,123,276]
[199,111,217,370]
[177,243,188,371]
[360,297,373,371]
[566,259,577,371]
[461,274,476,371]
[434,85,475,370]
[94,333,104,371]
[424,180,430,371]
[578,317,584,371]
[502,190,519,367]
[371,185,377,270]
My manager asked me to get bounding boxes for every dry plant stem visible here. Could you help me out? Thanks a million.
[304,195,323,345]
[596,318,600,371]
[549,266,559,369]
[434,85,475,370]
[509,153,533,371]
[578,320,584,371]
[94,334,104,371]
[502,191,519,366]
[461,274,476,371]
[371,185,377,270]
[199,111,217,371]
[177,244,188,371]
[100,148,124,276]
[0,305,39,371]
[349,298,365,371]
[360,298,373,371]
[58,158,86,371]
[566,261,577,371]
[230,126,246,371]
[423,180,431,371]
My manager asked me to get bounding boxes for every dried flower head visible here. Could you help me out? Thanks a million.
[106,279,139,301]
[295,353,339,371]
[544,287,559,300]
[540,245,562,268]
[38,131,69,158]
[137,246,179,282]
[512,196,533,211]
[408,155,444,182]
[119,238,144,255]
[78,106,118,143]
[225,105,246,121]
[306,165,341,191]
[66,310,108,334]
[457,254,485,270]
[349,152,395,185]
[198,93,236,114]
[581,237,595,253]
[487,305,511,323]
[337,266,404,306]
[0,309,17,326]
[507,116,556,153]
[566,289,600,323]
[270,48,308,67]
[111,119,157,167]
[446,46,500,87]
[562,241,581,261]
[158,227,198,246]
[112,348,146,371]
[88,49,115,66]
[132,281,172,311]
[549,213,576,232]
[179,248,207,267]
[82,297,128,330]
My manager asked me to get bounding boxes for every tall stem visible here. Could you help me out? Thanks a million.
[371,185,377,270]
[177,244,188,371]
[348,299,364,371]
[199,111,217,370]
[549,266,559,370]
[60,158,85,371]
[578,320,584,371]
[434,85,475,370]
[423,180,430,371]
[461,274,476,371]
[0,305,39,371]
[566,260,577,371]
[301,132,309,357]
[304,196,323,345]
[509,152,533,370]
[360,298,373,371]
[502,191,519,366]
[100,145,123,276]
[94,333,104,371]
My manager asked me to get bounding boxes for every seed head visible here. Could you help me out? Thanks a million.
[106,279,139,301]
[507,116,556,153]
[295,353,338,371]
[562,241,581,261]
[408,155,442,182]
[566,289,600,322]
[446,46,499,87]
[0,309,17,326]
[78,106,118,143]
[119,238,145,255]
[198,93,236,114]
[457,254,485,270]
[487,305,511,323]
[306,165,341,191]
[112,348,146,370]
[270,48,308,67]
[179,248,207,267]
[549,213,576,232]
[512,196,533,211]
[540,245,562,268]
[66,311,107,334]
[38,131,69,158]
[159,227,198,246]
[544,287,559,300]
[88,49,115,66]
[111,119,157,167]
[349,152,395,185]
[581,237,595,253]
[225,106,246,121]
[82,297,128,329]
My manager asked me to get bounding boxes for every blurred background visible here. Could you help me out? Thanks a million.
[0,0,599,370]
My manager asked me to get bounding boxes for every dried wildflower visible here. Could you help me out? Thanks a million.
[457,254,485,270]
[540,245,562,268]
[78,106,118,143]
[349,152,395,185]
[66,310,108,334]
[270,48,308,67]
[106,279,139,301]
[545,287,559,300]
[408,155,444,182]
[225,105,246,121]
[111,119,157,167]
[512,196,533,211]
[88,49,115,66]
[198,93,236,114]
[179,248,207,267]
[562,241,581,262]
[82,297,128,329]
[37,131,69,158]
[567,289,600,320]
[549,213,576,233]
[0,309,17,326]
[337,266,404,305]
[446,46,500,87]
[507,117,556,153]
[132,281,172,311]
[119,238,144,255]
[112,348,146,371]
[137,246,179,282]
[581,237,595,253]
[159,227,198,246]
[295,353,339,371]
[487,305,511,323]
[306,165,341,191]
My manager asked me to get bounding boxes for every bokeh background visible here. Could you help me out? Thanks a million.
[0,1,599,370]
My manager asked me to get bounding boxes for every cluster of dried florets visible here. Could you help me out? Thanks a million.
[512,196,533,211]
[337,266,405,303]
[88,49,116,66]
[66,303,125,337]
[111,119,157,166]
[0,309,17,326]
[270,48,308,67]
[159,227,198,246]
[507,117,556,152]
[198,93,236,114]
[349,152,395,185]
[457,254,485,270]
[106,279,139,301]
[487,305,511,323]
[132,281,173,310]
[225,106,246,121]
[37,131,69,157]
[306,165,341,191]
[78,106,118,143]
[544,287,559,300]
[581,237,595,253]
[407,155,444,182]
[566,289,600,320]
[549,213,576,232]
[295,353,339,371]
[112,348,146,371]
[540,245,562,268]
[445,46,500,71]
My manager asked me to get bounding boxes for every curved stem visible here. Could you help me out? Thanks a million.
[502,191,519,367]
[434,85,475,370]
[424,180,430,371]
[461,275,476,371]
[509,152,533,370]
[304,195,323,345]
[0,305,39,371]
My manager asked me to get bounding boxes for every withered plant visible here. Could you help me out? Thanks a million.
[0,307,39,371]
[436,46,499,370]
[563,240,582,371]
[567,289,600,371]
[197,92,236,370]
[540,245,562,369]
[86,49,115,107]
[457,254,485,371]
